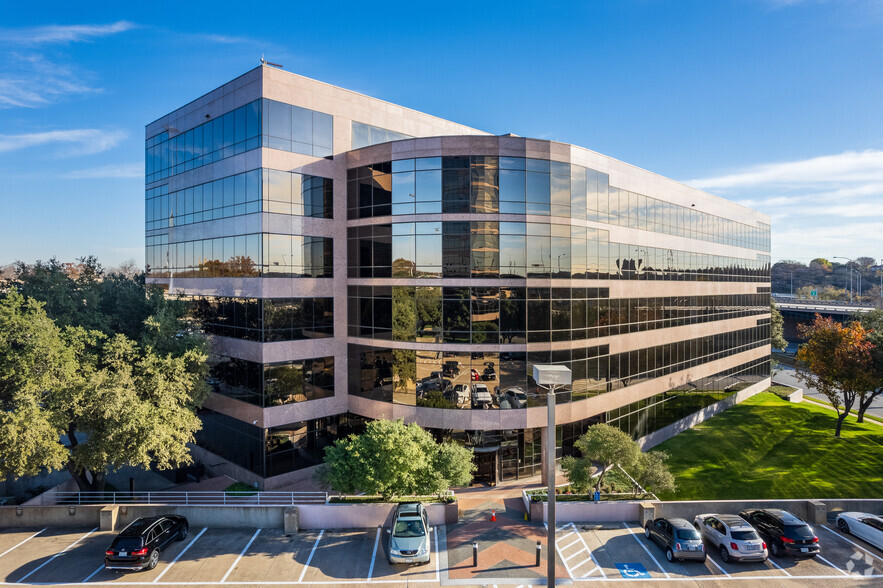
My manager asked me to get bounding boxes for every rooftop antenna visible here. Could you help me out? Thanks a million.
[260,54,284,69]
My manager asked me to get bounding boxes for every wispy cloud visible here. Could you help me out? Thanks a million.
[0,129,126,156]
[60,162,142,179]
[686,149,883,262]
[0,21,136,45]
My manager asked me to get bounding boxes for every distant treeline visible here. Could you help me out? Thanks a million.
[772,257,882,302]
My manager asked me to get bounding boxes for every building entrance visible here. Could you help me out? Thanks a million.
[473,450,498,486]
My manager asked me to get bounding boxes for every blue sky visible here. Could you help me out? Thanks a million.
[1,0,881,267]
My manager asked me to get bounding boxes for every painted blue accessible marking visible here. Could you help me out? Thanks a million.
[615,563,650,579]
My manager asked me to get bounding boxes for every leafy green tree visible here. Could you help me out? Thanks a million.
[561,424,641,493]
[770,301,787,352]
[634,451,676,496]
[857,310,883,423]
[0,292,209,491]
[317,419,474,498]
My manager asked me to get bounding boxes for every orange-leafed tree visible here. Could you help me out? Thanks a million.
[795,315,877,438]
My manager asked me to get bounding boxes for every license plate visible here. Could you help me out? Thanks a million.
[745,545,758,551]
[405,558,413,563]
[801,548,808,553]
[119,552,127,557]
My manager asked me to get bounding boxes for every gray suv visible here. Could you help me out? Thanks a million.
[644,517,705,562]
[387,503,432,564]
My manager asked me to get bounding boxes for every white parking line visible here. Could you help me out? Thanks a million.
[297,529,324,584]
[767,557,791,576]
[560,537,581,551]
[152,527,206,583]
[16,527,97,583]
[821,525,883,563]
[0,529,46,559]
[366,527,381,582]
[81,563,104,583]
[220,528,261,583]
[557,522,605,580]
[621,523,670,579]
[704,553,731,577]
[816,554,851,576]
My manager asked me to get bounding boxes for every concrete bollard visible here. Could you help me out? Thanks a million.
[284,506,299,534]
[536,541,541,566]
[473,542,478,567]
[639,502,656,527]
[806,500,826,525]
[100,505,119,531]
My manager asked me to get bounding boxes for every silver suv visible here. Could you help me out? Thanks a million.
[387,503,432,564]
[694,514,767,563]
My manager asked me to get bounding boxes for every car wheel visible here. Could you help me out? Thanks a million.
[147,549,160,571]
[644,526,651,538]
[700,556,707,563]
[838,519,850,534]
[770,542,782,557]
[665,548,674,562]
[178,524,188,541]
[719,545,731,563]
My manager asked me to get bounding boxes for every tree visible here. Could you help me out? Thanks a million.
[634,451,676,496]
[770,301,787,352]
[857,310,883,423]
[561,424,641,493]
[316,419,474,498]
[0,291,209,491]
[795,315,876,437]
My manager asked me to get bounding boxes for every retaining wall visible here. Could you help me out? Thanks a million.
[636,378,770,450]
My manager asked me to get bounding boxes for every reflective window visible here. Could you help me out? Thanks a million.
[192,296,333,342]
[351,121,413,149]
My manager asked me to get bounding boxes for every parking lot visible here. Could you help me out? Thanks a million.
[0,519,880,586]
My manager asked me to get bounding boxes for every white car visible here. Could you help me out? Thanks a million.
[693,513,767,563]
[836,512,883,551]
[471,383,493,408]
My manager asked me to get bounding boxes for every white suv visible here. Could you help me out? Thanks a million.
[694,514,767,563]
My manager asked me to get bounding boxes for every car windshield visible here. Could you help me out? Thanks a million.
[731,530,759,541]
[111,537,143,551]
[676,529,701,540]
[784,525,815,540]
[394,519,426,538]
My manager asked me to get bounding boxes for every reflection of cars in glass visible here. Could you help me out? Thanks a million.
[442,361,461,377]
[471,383,493,408]
[104,516,189,571]
[470,368,481,381]
[387,503,431,564]
[481,362,496,381]
[836,512,883,551]
[694,514,767,563]
[644,517,705,562]
[739,509,819,558]
[498,387,527,409]
[445,384,469,405]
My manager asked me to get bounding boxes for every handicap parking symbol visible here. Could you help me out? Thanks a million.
[615,563,650,579]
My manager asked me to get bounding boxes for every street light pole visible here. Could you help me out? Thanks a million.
[833,257,855,304]
[533,365,572,588]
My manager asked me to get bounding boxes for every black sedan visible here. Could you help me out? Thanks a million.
[104,515,189,571]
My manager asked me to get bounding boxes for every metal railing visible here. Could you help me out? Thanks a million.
[53,491,328,506]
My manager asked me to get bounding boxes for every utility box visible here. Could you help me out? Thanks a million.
[284,506,299,534]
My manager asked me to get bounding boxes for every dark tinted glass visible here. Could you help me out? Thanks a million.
[783,525,815,540]
[111,537,143,550]
[676,529,701,540]
[731,530,759,540]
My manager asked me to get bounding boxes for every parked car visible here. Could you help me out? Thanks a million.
[104,515,189,571]
[471,383,493,409]
[445,384,469,405]
[498,387,528,409]
[644,517,705,562]
[442,361,461,377]
[470,368,481,381]
[836,512,883,551]
[693,514,767,563]
[739,508,820,558]
[387,503,432,564]
[481,363,496,381]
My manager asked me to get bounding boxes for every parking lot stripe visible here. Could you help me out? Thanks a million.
[704,554,731,577]
[816,554,851,576]
[767,558,791,576]
[570,556,592,571]
[366,527,381,582]
[565,548,587,562]
[81,563,105,583]
[220,528,261,583]
[152,526,207,583]
[16,526,98,584]
[560,537,581,551]
[433,527,439,582]
[821,525,883,563]
[297,529,324,584]
[621,523,670,579]
[0,529,46,559]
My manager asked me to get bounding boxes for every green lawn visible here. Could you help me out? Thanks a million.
[653,393,883,500]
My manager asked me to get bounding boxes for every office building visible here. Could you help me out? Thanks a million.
[146,65,771,487]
